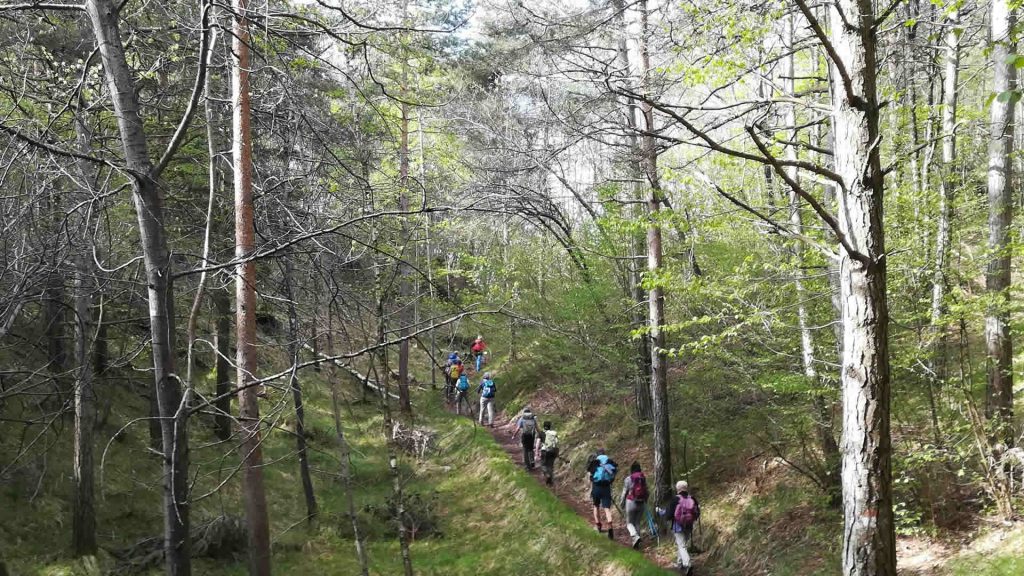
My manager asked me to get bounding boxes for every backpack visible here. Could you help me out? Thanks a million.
[481,379,495,398]
[674,495,697,527]
[628,472,649,501]
[521,414,537,435]
[542,430,559,450]
[592,455,617,483]
[456,374,469,391]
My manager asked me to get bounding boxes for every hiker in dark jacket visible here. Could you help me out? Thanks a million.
[510,407,538,469]
[656,480,700,575]
[586,449,618,539]
[619,461,649,549]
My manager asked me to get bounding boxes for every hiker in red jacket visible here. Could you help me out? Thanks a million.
[471,335,487,371]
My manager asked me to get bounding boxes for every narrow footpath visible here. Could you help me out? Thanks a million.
[481,410,680,572]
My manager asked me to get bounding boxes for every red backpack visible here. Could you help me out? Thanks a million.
[674,495,697,527]
[628,472,649,501]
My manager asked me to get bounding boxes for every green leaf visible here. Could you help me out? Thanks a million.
[995,90,1020,103]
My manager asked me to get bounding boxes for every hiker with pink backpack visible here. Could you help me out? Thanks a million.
[656,480,701,575]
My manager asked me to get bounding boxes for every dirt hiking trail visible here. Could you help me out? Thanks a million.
[476,409,687,573]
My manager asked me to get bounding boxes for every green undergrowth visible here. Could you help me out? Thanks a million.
[495,350,845,576]
[1,356,671,575]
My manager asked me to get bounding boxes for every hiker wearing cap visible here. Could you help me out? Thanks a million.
[476,372,496,427]
[510,407,539,469]
[656,480,700,575]
[586,449,618,539]
[619,461,650,549]
[538,421,559,485]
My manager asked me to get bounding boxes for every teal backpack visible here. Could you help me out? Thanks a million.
[456,374,469,391]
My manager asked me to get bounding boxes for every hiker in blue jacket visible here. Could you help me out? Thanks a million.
[586,449,618,539]
[476,372,496,427]
[454,372,471,415]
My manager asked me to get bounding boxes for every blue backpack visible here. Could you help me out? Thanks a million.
[592,455,617,483]
[456,374,469,391]
[481,379,495,398]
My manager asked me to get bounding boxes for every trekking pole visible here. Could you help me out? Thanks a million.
[644,506,660,545]
[697,516,704,553]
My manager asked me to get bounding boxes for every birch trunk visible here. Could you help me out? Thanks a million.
[614,0,654,423]
[782,13,839,496]
[931,8,958,329]
[985,0,1015,445]
[232,0,271,571]
[84,1,190,572]
[829,1,896,574]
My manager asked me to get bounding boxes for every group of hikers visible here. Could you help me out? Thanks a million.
[444,336,496,425]
[587,449,701,575]
[444,334,699,574]
[510,406,560,485]
[511,406,700,574]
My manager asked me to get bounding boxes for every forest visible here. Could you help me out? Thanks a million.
[1,0,1023,574]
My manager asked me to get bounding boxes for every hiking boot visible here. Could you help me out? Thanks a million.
[595,522,602,533]
[631,535,641,549]
[607,528,614,540]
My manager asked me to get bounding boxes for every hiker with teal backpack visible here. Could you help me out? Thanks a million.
[477,372,496,427]
[538,421,559,485]
[510,407,538,469]
[656,480,700,575]
[454,372,471,415]
[619,461,649,549]
[586,449,618,539]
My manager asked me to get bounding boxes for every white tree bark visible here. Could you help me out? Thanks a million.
[985,0,1015,444]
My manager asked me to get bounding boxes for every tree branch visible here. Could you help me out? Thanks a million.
[151,0,215,178]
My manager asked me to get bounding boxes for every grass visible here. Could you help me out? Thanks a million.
[948,526,1024,576]
[0,355,671,575]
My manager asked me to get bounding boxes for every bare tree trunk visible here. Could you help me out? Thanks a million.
[396,3,413,414]
[71,113,98,556]
[325,313,370,575]
[84,1,191,572]
[283,256,318,524]
[926,8,959,432]
[397,94,413,413]
[232,0,271,572]
[782,13,839,498]
[613,0,654,424]
[213,290,232,442]
[985,0,1015,446]
[826,1,896,574]
[930,8,958,330]
[639,0,671,505]
[374,293,414,576]
[71,254,96,556]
